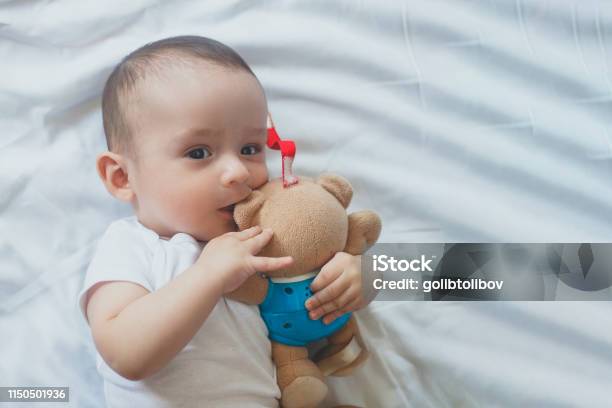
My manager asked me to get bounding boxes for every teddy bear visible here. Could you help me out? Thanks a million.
[227,173,382,408]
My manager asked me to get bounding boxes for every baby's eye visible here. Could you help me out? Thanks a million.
[241,144,261,156]
[187,147,211,160]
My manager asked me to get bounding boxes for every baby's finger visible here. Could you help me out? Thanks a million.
[310,263,343,292]
[305,275,350,313]
[308,286,358,320]
[246,228,274,253]
[322,310,344,325]
[322,298,362,325]
[233,225,262,240]
[252,255,293,272]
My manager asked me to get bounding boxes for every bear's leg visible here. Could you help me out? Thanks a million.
[314,316,369,377]
[272,341,328,408]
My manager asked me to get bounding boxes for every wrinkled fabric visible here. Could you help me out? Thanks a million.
[1,1,612,407]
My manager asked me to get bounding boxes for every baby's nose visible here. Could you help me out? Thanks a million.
[220,157,249,187]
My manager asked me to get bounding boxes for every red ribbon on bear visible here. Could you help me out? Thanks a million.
[267,114,298,187]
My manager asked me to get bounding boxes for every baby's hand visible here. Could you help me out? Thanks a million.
[305,252,365,325]
[197,226,293,294]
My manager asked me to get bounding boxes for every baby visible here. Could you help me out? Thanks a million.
[78,36,370,408]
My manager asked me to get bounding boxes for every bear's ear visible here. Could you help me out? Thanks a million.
[316,173,353,209]
[234,191,265,231]
[344,210,382,255]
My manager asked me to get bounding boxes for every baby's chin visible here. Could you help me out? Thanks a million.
[227,219,239,232]
[194,219,239,242]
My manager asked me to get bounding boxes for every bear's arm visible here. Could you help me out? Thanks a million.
[226,273,269,305]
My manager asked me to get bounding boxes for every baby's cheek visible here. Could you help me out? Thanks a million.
[165,192,207,223]
[249,163,269,189]
[190,198,216,219]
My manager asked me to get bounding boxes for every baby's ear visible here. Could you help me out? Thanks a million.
[96,151,134,203]
[316,173,353,209]
[234,191,265,230]
[344,210,382,255]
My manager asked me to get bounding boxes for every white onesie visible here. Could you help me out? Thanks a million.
[77,216,280,408]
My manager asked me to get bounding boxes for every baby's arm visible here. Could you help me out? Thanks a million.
[85,226,292,381]
[87,266,220,381]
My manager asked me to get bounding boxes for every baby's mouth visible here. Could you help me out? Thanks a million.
[218,204,238,222]
[219,204,235,213]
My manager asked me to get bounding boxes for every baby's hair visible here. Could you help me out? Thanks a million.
[101,35,256,155]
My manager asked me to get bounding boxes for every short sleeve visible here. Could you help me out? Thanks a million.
[77,218,155,325]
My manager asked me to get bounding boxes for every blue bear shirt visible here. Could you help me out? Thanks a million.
[259,273,351,347]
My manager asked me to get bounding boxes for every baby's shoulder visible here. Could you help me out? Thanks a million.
[93,216,159,261]
[103,216,158,244]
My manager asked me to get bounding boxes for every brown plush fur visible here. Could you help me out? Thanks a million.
[229,174,381,408]
[234,175,350,278]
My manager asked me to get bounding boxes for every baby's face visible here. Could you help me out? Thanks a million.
[126,63,269,242]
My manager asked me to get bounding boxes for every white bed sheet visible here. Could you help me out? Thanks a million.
[1,1,612,407]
